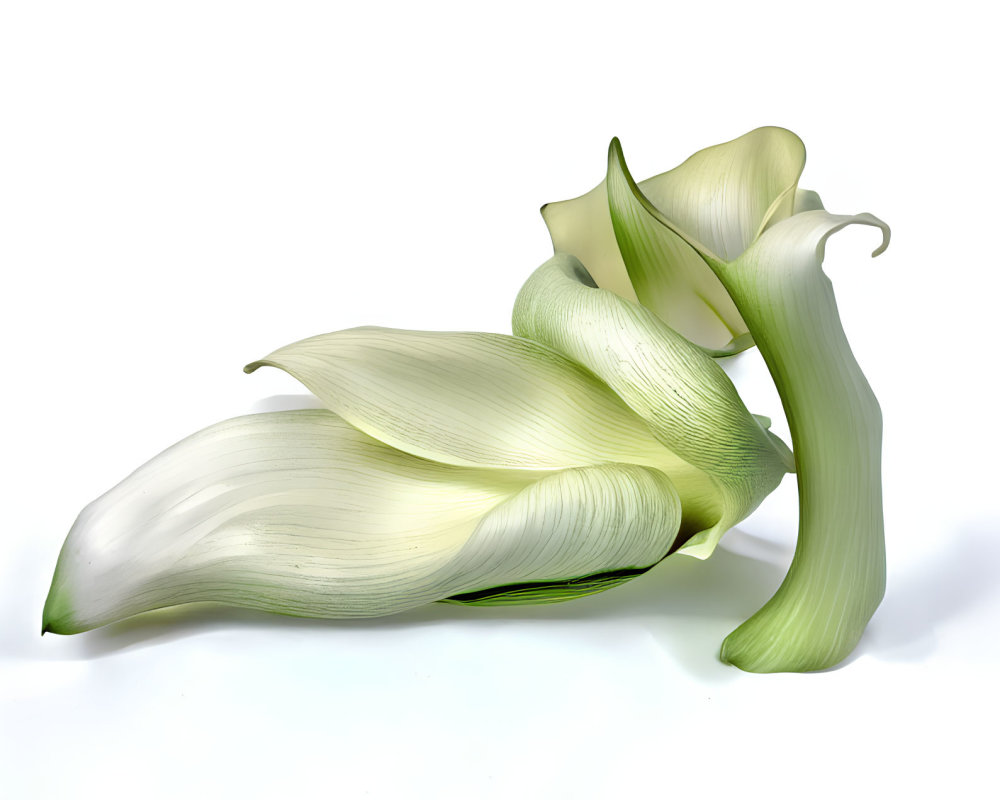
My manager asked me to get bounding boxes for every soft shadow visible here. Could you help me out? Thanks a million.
[47,528,792,677]
[35,514,999,672]
[858,521,1000,663]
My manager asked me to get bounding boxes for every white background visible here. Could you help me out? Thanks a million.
[2,2,997,797]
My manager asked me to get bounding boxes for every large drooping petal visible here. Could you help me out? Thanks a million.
[512,253,793,558]
[698,210,890,673]
[42,410,682,634]
[541,128,805,351]
[245,327,685,474]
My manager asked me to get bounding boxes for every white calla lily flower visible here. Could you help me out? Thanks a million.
[542,127,806,355]
[543,127,890,672]
[43,411,682,633]
[44,315,791,634]
[44,126,879,675]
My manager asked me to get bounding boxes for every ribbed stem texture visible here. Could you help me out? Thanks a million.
[716,250,885,672]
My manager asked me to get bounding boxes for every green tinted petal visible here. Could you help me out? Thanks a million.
[513,253,792,558]
[606,139,750,353]
[444,566,650,606]
[541,181,639,303]
[708,210,890,672]
[543,129,804,352]
[446,462,681,602]
[792,187,824,214]
[246,327,682,473]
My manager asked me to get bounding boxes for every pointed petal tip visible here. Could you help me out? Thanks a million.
[718,640,740,669]
[607,137,625,165]
[806,211,891,265]
[244,360,265,374]
[42,578,58,636]
[857,212,891,258]
[41,587,73,636]
[871,225,891,257]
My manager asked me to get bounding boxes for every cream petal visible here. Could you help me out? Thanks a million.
[542,129,805,352]
[637,127,806,260]
[42,411,681,632]
[512,253,792,558]
[246,327,680,473]
[541,181,639,303]
[443,462,681,604]
[606,139,750,353]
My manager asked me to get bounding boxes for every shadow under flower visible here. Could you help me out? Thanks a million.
[856,521,1000,664]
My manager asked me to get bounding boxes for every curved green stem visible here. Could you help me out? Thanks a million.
[712,214,887,672]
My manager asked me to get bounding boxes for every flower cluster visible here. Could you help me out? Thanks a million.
[43,128,888,673]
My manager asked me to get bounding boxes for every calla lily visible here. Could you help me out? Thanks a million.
[541,127,807,356]
[542,128,890,672]
[43,313,792,634]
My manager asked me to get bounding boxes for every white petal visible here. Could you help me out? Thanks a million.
[513,254,792,558]
[43,411,520,632]
[42,411,680,632]
[246,327,679,473]
[542,129,804,352]
[541,180,639,303]
[445,462,681,602]
[638,127,806,260]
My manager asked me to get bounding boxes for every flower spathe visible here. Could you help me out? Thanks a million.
[542,127,808,355]
[541,127,890,672]
[43,126,886,675]
[43,306,791,634]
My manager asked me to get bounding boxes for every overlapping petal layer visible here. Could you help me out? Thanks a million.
[245,329,676,472]
[575,133,890,672]
[543,127,805,352]
[43,411,682,633]
[43,126,879,677]
[513,253,792,557]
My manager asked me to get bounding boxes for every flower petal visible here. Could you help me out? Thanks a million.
[637,127,806,260]
[606,138,749,353]
[443,460,681,604]
[512,253,793,558]
[42,410,680,633]
[541,179,639,303]
[793,187,824,214]
[246,327,682,473]
[542,128,804,353]
[42,411,520,632]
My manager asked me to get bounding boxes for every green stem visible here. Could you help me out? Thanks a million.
[713,256,885,672]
